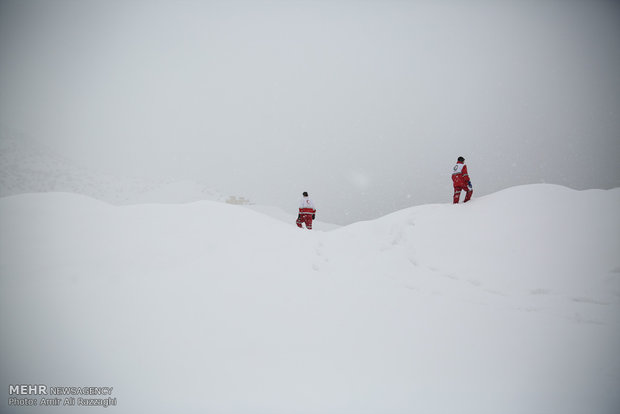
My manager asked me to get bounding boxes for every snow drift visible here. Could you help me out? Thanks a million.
[1,184,619,414]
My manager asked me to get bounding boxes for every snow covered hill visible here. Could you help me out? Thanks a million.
[0,129,227,205]
[1,184,619,414]
[0,130,161,203]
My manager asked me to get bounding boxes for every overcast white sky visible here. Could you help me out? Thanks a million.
[1,0,619,224]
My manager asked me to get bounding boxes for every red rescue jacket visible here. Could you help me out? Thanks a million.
[452,161,470,187]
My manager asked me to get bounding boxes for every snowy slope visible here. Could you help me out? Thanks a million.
[0,131,160,203]
[1,184,619,414]
[0,130,226,205]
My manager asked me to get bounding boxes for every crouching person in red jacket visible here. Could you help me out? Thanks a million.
[452,156,473,204]
[296,191,316,229]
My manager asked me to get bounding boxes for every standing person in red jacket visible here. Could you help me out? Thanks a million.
[296,191,316,229]
[452,156,473,204]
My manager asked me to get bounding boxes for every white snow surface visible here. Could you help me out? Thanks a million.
[1,184,619,414]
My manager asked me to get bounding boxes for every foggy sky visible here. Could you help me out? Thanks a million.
[1,0,619,224]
